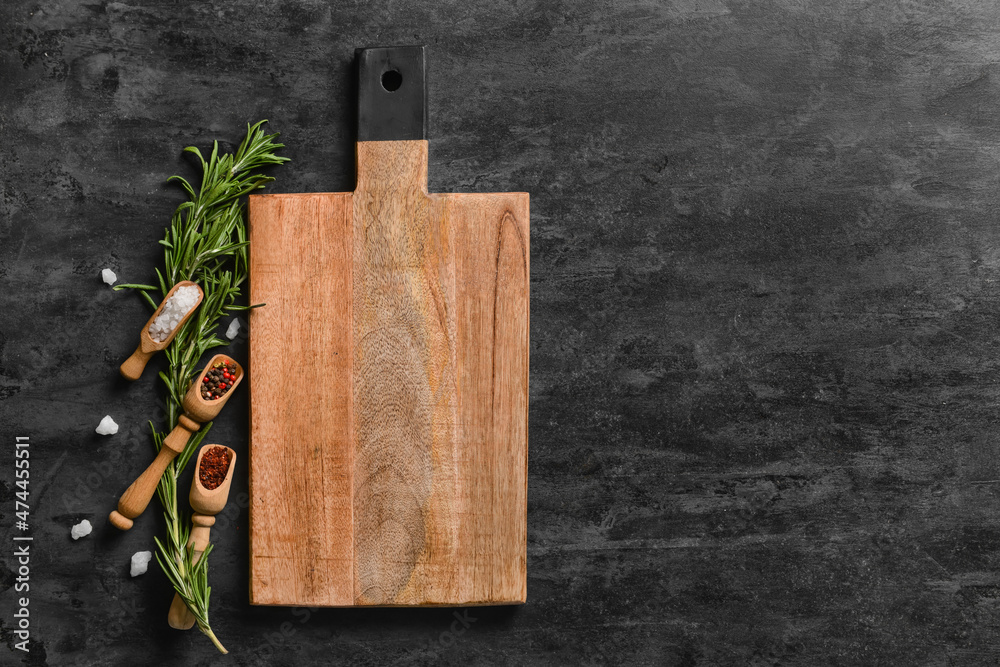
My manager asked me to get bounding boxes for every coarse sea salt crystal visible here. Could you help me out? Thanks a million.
[101,268,117,285]
[226,318,241,340]
[148,285,201,342]
[71,519,92,540]
[131,551,153,577]
[95,415,118,435]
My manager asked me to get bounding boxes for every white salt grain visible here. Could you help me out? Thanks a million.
[95,415,119,435]
[226,318,241,340]
[101,268,117,285]
[130,551,153,577]
[71,519,92,540]
[148,285,200,343]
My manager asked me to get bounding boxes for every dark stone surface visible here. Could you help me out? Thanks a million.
[3,0,1000,664]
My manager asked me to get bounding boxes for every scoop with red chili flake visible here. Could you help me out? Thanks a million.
[199,446,232,490]
[200,361,239,401]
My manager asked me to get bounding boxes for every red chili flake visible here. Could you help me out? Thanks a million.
[199,446,232,490]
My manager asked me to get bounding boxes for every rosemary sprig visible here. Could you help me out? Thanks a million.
[116,120,288,654]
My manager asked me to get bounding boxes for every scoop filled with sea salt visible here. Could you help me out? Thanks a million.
[130,550,153,577]
[148,285,201,343]
[71,519,92,540]
[95,415,118,435]
[120,281,203,381]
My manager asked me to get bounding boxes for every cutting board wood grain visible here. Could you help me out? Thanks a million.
[248,47,528,607]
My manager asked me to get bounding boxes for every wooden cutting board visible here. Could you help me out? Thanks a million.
[247,46,529,607]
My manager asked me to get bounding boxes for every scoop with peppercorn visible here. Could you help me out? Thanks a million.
[108,355,243,532]
[201,361,240,401]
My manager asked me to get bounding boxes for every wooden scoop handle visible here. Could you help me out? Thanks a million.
[108,416,197,531]
[109,446,178,530]
[120,344,154,381]
[161,414,200,453]
[167,514,215,630]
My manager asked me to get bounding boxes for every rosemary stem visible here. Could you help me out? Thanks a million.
[201,624,228,654]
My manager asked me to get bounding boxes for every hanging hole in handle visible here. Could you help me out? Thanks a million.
[381,69,403,92]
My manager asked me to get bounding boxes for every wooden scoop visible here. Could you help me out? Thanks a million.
[167,445,237,630]
[108,354,244,530]
[120,281,203,380]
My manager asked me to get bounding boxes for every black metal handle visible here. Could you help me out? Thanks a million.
[356,45,427,142]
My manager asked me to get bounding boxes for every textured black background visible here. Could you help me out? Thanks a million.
[3,0,1000,665]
